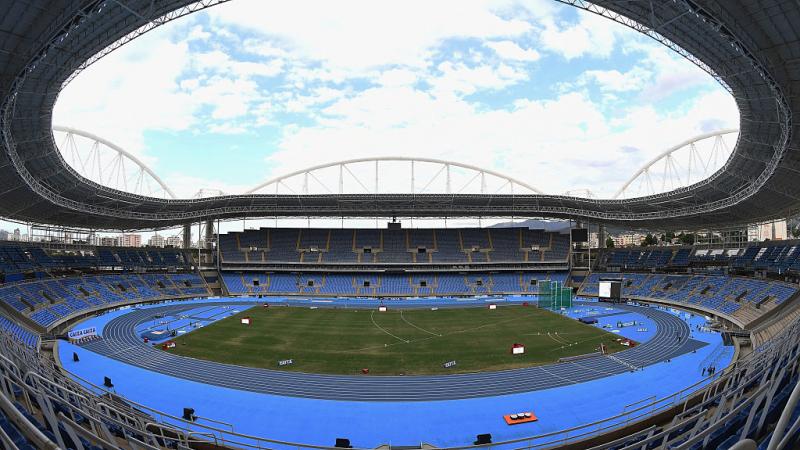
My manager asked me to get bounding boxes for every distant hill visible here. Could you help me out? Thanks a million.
[490,219,572,232]
[489,219,646,236]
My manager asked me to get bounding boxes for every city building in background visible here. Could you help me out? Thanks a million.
[165,234,182,248]
[148,233,165,248]
[611,233,646,248]
[119,234,142,247]
[748,220,788,242]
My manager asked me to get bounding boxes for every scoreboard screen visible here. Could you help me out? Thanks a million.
[599,279,622,301]
[599,281,612,298]
[571,228,589,242]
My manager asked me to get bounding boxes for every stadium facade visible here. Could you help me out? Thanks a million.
[0,1,799,450]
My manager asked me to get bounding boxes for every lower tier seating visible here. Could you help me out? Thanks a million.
[0,311,38,348]
[0,273,211,330]
[579,272,799,327]
[223,271,569,296]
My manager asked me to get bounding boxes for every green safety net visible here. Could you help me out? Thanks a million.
[537,280,573,311]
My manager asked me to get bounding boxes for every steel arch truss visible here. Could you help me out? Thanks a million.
[53,126,176,199]
[614,129,739,199]
[246,157,544,196]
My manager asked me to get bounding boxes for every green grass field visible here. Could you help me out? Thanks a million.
[165,305,628,375]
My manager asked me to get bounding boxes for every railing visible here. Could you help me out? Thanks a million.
[698,342,726,373]
[766,377,800,450]
[50,355,728,450]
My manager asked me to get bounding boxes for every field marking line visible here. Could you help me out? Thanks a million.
[400,310,442,337]
[352,310,530,352]
[549,332,572,346]
[546,332,568,346]
[370,310,409,343]
[548,334,607,353]
[349,333,440,352]
[448,311,538,336]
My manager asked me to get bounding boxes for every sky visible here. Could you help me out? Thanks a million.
[50,0,739,206]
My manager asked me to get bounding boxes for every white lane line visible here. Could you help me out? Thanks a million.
[105,346,141,358]
[370,310,409,343]
[399,310,442,337]
[538,365,576,384]
[567,360,618,377]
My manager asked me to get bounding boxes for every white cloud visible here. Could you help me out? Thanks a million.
[539,12,622,59]
[486,40,541,62]
[632,42,716,101]
[378,69,420,88]
[190,76,261,120]
[242,40,289,59]
[53,26,198,167]
[571,39,717,100]
[208,122,249,135]
[579,67,651,92]
[211,0,534,73]
[192,50,284,78]
[187,25,211,42]
[431,61,529,96]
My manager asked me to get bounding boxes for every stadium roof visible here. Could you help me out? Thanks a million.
[0,0,798,230]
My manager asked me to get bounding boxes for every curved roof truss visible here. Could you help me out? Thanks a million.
[0,1,797,230]
[53,126,176,199]
[614,129,739,199]
[245,157,544,196]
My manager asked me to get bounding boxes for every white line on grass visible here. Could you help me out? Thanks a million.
[548,334,606,352]
[354,309,538,352]
[400,310,442,337]
[370,310,409,343]
[546,332,566,346]
[449,314,535,336]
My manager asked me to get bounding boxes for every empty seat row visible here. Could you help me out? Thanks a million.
[224,271,568,296]
[0,273,211,330]
[219,227,571,264]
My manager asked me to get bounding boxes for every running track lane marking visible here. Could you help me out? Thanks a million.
[76,301,702,401]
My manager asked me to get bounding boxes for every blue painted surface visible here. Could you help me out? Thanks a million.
[68,297,240,337]
[60,296,733,448]
[135,304,253,343]
[561,304,658,343]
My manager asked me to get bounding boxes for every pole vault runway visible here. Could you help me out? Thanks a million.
[80,301,705,401]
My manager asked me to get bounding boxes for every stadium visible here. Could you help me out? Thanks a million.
[0,1,799,450]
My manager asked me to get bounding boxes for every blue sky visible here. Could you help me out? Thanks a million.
[52,0,737,203]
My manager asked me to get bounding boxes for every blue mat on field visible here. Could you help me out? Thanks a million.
[140,329,173,341]
[578,311,632,320]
